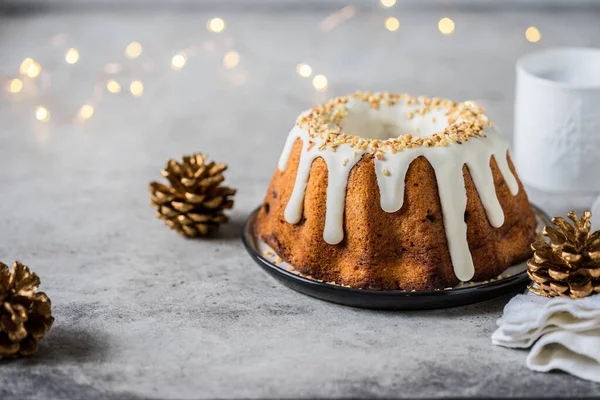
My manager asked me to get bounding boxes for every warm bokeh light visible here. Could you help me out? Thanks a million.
[26,62,41,78]
[312,74,328,92]
[107,80,121,93]
[526,26,541,43]
[65,48,79,64]
[35,106,50,122]
[7,79,23,93]
[171,53,187,69]
[207,18,226,33]
[438,17,455,35]
[385,17,400,32]
[125,42,143,59]
[296,63,312,78]
[21,58,41,78]
[130,80,144,97]
[223,51,240,69]
[380,0,396,7]
[19,58,34,75]
[79,104,94,119]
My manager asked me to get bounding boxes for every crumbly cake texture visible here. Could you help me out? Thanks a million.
[298,91,490,156]
[256,93,537,291]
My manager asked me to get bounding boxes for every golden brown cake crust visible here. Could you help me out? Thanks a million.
[256,138,537,291]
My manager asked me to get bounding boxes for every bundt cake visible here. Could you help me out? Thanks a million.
[256,92,537,291]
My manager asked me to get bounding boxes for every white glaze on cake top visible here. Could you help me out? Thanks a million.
[277,93,518,282]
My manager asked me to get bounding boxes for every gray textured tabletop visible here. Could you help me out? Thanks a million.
[1,2,600,399]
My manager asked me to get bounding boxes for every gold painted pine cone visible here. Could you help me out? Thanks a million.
[0,261,54,359]
[149,153,236,238]
[528,210,600,299]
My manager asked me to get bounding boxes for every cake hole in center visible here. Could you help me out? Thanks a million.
[339,98,449,140]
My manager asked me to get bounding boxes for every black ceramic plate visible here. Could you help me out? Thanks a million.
[242,205,550,310]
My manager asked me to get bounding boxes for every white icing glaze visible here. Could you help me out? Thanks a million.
[281,125,366,245]
[277,103,519,282]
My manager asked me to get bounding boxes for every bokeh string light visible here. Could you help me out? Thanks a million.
[20,58,41,78]
[171,53,187,70]
[65,48,79,64]
[125,42,143,59]
[35,106,50,122]
[438,17,455,35]
[208,18,226,33]
[79,104,94,120]
[2,16,255,123]
[312,74,328,92]
[2,17,237,123]
[26,63,41,78]
[0,12,545,124]
[8,78,23,93]
[19,58,35,75]
[130,80,144,97]
[106,79,121,94]
[525,26,541,43]
[296,64,312,78]
[385,17,400,32]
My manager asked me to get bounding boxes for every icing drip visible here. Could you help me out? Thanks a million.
[281,126,365,244]
[373,133,517,281]
[278,125,304,171]
[277,108,519,282]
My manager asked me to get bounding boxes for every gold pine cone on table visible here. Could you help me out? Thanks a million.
[0,261,54,359]
[149,153,236,238]
[528,210,600,299]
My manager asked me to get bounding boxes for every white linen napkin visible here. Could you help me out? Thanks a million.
[492,293,600,382]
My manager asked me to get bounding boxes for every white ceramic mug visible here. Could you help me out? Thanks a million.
[514,47,600,194]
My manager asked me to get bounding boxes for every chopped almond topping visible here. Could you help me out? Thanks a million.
[296,92,490,153]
